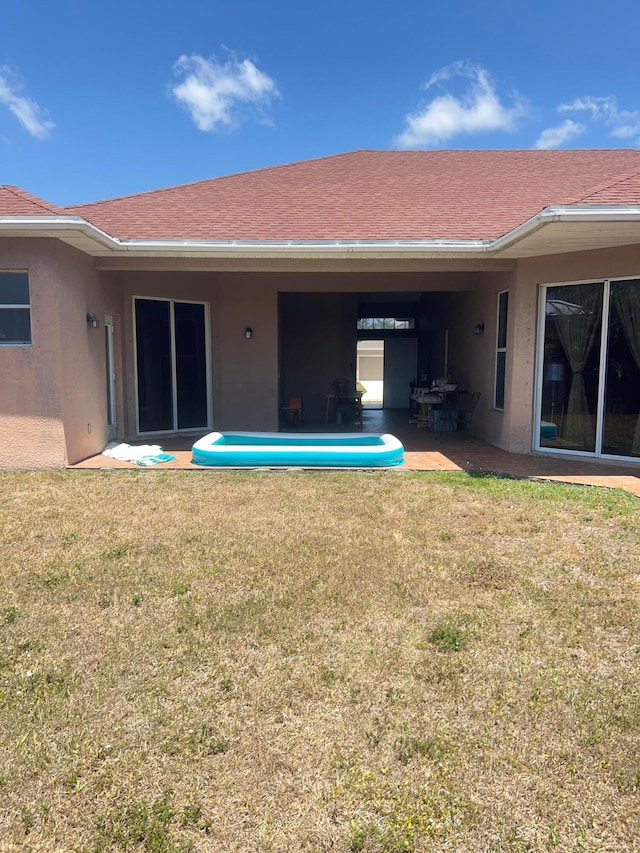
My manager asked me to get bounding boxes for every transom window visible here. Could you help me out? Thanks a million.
[0,272,31,345]
[357,317,415,331]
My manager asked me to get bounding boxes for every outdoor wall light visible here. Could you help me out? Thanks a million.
[86,313,99,329]
[245,326,253,339]
[473,322,485,336]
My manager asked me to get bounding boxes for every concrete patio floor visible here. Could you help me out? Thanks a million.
[70,409,640,497]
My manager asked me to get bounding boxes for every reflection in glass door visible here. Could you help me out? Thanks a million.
[105,315,117,439]
[603,280,640,457]
[135,298,210,434]
[537,278,640,459]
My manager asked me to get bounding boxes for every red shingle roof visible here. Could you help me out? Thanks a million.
[64,150,640,241]
[5,150,640,241]
[575,169,640,205]
[0,185,62,216]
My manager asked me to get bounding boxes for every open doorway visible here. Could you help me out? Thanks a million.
[356,337,418,410]
[356,339,384,408]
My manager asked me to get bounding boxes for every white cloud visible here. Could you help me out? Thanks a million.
[534,119,586,150]
[0,67,54,139]
[558,95,640,142]
[171,51,279,132]
[559,96,613,118]
[394,61,525,148]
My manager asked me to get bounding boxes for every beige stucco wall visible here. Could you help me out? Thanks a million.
[216,274,279,430]
[0,239,66,468]
[0,239,123,468]
[57,243,123,464]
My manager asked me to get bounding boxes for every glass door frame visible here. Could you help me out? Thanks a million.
[105,314,117,439]
[534,276,637,462]
[133,295,212,436]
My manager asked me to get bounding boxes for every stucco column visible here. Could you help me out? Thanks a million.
[507,264,539,454]
[216,277,279,431]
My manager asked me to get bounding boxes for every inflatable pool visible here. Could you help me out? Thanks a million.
[191,432,405,468]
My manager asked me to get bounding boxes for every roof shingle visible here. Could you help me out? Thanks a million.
[64,150,640,241]
[5,150,640,241]
[0,185,62,216]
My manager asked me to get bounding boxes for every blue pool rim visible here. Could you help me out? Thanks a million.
[191,432,405,468]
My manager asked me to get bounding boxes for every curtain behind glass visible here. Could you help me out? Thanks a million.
[609,280,640,454]
[551,284,602,450]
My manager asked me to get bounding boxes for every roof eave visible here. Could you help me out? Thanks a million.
[492,205,640,258]
[0,216,120,254]
[1,205,640,260]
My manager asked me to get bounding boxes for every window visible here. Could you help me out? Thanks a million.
[356,317,415,331]
[0,272,31,345]
[495,290,508,409]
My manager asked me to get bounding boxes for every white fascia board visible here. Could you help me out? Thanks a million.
[0,216,119,251]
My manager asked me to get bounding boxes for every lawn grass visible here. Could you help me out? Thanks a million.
[0,469,638,852]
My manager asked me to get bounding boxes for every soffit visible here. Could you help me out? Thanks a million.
[495,219,640,258]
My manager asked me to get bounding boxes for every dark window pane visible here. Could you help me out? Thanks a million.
[394,318,415,330]
[0,272,30,305]
[175,302,208,429]
[495,352,506,409]
[603,278,640,456]
[497,291,508,349]
[136,299,173,432]
[0,308,31,344]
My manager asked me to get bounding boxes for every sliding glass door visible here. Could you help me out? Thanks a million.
[135,298,210,434]
[603,280,640,457]
[537,278,640,459]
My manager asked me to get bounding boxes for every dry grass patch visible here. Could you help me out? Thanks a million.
[0,469,638,851]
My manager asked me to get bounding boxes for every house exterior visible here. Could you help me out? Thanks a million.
[1,149,640,469]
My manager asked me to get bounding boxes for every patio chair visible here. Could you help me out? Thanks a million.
[458,391,481,438]
[437,391,481,439]
[280,395,303,429]
[331,378,363,426]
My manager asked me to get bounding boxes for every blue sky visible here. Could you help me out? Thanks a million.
[2,0,640,206]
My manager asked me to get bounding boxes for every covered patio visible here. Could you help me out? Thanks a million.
[70,408,640,496]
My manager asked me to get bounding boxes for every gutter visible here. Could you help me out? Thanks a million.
[2,205,640,258]
[0,216,120,251]
[114,237,494,255]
